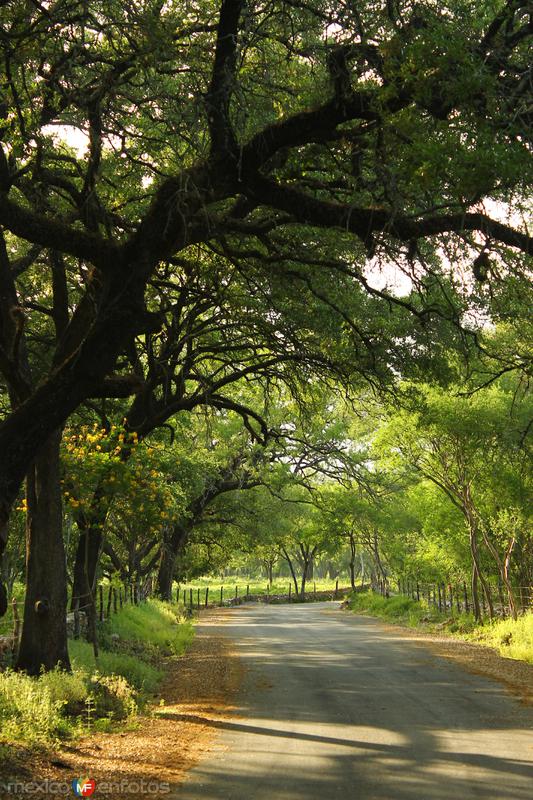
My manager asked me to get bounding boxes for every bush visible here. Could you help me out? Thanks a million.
[0,669,73,745]
[88,674,137,720]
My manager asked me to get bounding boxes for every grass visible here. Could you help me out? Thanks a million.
[101,598,194,655]
[348,590,533,663]
[0,599,194,749]
[0,582,24,637]
[69,639,163,693]
[463,612,533,664]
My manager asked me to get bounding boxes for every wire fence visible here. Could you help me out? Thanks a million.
[375,577,533,618]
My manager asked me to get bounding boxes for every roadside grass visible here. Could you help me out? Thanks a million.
[69,640,163,694]
[463,612,533,664]
[0,599,193,749]
[347,590,533,663]
[99,598,194,656]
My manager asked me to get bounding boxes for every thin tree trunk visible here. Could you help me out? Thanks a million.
[16,429,71,673]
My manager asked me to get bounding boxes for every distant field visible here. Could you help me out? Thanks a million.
[176,576,353,603]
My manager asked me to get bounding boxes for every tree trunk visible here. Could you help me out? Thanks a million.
[156,522,189,600]
[16,429,71,673]
[71,525,104,642]
[281,547,299,595]
[349,533,357,590]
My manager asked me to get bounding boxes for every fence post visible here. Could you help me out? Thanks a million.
[220,586,223,605]
[455,586,460,613]
[176,586,180,605]
[113,588,118,614]
[437,584,442,612]
[119,587,123,608]
[106,585,113,618]
[335,579,339,599]
[205,587,209,607]
[99,585,104,622]
[266,584,270,603]
[235,585,238,599]
[246,584,249,600]
[197,588,200,609]
[288,584,291,601]
[189,588,193,609]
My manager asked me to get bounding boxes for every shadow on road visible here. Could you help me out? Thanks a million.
[171,604,533,800]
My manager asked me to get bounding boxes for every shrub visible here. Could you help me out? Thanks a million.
[88,674,137,720]
[0,670,69,745]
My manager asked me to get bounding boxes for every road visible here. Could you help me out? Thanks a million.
[174,602,533,800]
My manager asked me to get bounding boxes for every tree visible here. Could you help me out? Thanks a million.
[0,1,531,662]
[377,381,532,620]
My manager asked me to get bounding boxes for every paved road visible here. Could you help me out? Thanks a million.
[175,603,533,800]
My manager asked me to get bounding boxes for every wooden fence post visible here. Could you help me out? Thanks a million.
[205,587,209,607]
[246,584,249,600]
[335,579,339,598]
[176,586,180,605]
[416,582,420,602]
[220,586,223,605]
[288,584,291,601]
[119,587,123,608]
[437,584,442,612]
[113,588,118,614]
[189,588,193,609]
[197,588,200,609]
[235,585,238,599]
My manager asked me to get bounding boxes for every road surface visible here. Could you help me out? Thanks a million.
[174,602,533,800]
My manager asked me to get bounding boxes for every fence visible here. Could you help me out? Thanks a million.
[175,580,358,611]
[376,577,533,618]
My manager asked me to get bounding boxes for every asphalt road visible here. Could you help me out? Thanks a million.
[175,602,533,800]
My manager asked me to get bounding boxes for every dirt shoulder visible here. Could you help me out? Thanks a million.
[351,611,533,706]
[1,608,243,799]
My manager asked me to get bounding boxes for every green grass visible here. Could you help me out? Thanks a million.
[463,612,533,663]
[348,591,533,663]
[102,598,194,655]
[0,582,24,637]
[69,639,163,693]
[0,599,194,750]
